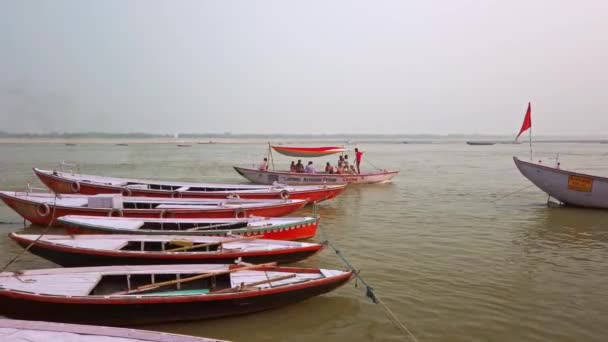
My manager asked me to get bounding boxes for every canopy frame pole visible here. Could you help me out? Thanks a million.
[267,142,275,171]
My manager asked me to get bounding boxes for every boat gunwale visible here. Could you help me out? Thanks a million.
[233,166,400,178]
[514,156,608,182]
[9,233,323,259]
[0,268,353,303]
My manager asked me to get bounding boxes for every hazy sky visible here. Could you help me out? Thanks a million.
[1,1,607,135]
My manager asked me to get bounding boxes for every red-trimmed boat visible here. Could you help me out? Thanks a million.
[9,233,324,267]
[58,215,319,240]
[0,264,352,325]
[0,319,225,342]
[34,168,346,203]
[234,145,399,185]
[0,191,307,226]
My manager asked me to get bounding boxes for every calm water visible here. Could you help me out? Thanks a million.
[1,142,608,342]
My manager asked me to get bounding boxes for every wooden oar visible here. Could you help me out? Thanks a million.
[212,273,296,294]
[111,262,277,296]
[186,221,248,232]
[165,236,257,252]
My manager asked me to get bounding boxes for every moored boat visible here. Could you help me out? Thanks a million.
[58,215,319,240]
[0,264,352,325]
[0,191,307,226]
[234,166,399,185]
[34,168,346,202]
[0,318,225,341]
[234,145,399,185]
[514,156,608,209]
[9,233,324,267]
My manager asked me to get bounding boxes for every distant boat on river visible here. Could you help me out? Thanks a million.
[466,141,496,146]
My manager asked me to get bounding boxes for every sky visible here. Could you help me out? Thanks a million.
[1,0,607,135]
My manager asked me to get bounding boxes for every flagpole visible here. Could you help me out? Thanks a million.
[529,121,532,161]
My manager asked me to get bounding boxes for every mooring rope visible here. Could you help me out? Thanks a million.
[316,219,419,342]
[0,193,58,273]
[490,184,535,203]
[362,155,384,172]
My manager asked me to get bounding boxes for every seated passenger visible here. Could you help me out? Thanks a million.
[305,161,316,174]
[325,162,334,174]
[295,160,305,173]
[290,161,296,173]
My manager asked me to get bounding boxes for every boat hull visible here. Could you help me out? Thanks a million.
[34,168,346,203]
[233,167,399,185]
[514,156,608,209]
[10,236,322,267]
[0,193,307,226]
[0,272,352,326]
[59,217,319,241]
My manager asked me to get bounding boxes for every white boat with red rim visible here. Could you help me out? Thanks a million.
[0,263,352,325]
[57,215,320,240]
[514,156,608,209]
[234,145,399,185]
[0,319,225,342]
[0,191,307,226]
[33,168,346,203]
[9,233,324,267]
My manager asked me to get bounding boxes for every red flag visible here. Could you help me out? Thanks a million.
[516,102,532,139]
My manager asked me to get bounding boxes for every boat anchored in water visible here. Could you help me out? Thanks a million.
[0,191,307,226]
[0,263,352,325]
[57,215,320,240]
[513,156,608,209]
[34,168,346,202]
[9,233,324,267]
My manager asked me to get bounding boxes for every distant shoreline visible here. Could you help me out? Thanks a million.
[1,137,607,145]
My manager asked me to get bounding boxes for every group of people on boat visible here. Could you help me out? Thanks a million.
[259,148,364,175]
[323,148,363,174]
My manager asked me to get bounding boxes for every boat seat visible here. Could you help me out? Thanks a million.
[139,289,209,296]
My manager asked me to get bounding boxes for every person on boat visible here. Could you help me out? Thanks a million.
[355,148,363,174]
[305,161,316,174]
[325,162,334,174]
[337,155,344,168]
[258,157,269,171]
[290,161,296,172]
[295,160,305,173]
[349,165,357,174]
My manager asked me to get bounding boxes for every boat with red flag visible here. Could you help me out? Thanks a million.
[234,145,399,185]
[0,263,352,325]
[33,168,345,203]
[0,191,307,226]
[58,215,320,240]
[9,233,324,266]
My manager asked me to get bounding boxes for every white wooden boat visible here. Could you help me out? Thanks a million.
[0,264,352,325]
[57,215,319,240]
[10,233,323,266]
[234,145,399,185]
[514,156,608,208]
[0,319,224,341]
[234,166,399,185]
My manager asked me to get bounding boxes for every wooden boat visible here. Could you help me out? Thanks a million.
[34,168,346,202]
[0,319,224,341]
[0,191,308,226]
[514,156,608,209]
[234,145,399,185]
[0,264,352,325]
[466,141,496,146]
[58,215,319,240]
[177,144,192,147]
[234,166,399,185]
[115,143,129,146]
[9,233,324,266]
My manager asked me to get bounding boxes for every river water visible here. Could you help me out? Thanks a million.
[1,142,607,342]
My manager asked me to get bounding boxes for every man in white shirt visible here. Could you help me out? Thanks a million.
[304,161,316,174]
